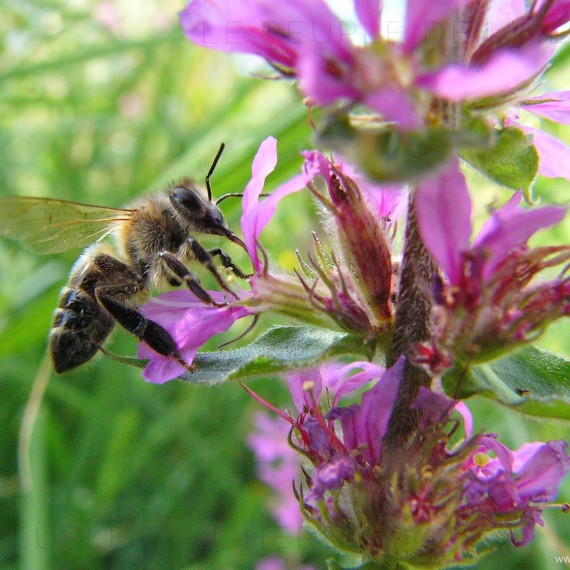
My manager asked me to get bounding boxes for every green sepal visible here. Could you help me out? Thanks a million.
[442,346,570,420]
[319,116,452,183]
[178,325,374,384]
[461,126,539,191]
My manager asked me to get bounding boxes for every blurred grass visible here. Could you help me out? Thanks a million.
[0,2,569,570]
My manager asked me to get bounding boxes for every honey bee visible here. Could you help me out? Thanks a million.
[0,144,249,373]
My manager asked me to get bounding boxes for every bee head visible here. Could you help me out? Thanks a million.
[169,183,228,235]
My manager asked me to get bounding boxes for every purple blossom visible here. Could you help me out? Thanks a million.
[416,45,552,102]
[180,0,566,131]
[179,0,353,71]
[472,191,566,278]
[249,357,570,560]
[464,436,570,545]
[241,136,310,273]
[520,90,570,124]
[248,360,383,527]
[339,357,404,465]
[138,289,251,383]
[414,159,568,370]
[287,360,384,411]
[308,454,357,500]
[416,160,567,286]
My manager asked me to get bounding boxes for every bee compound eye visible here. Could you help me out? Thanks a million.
[170,186,205,212]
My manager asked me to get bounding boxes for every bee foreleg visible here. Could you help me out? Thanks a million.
[208,247,252,279]
[95,289,194,372]
[187,238,240,299]
[158,251,231,306]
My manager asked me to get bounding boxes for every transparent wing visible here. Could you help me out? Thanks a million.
[0,197,134,254]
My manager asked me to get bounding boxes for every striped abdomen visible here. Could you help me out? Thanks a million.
[49,246,142,373]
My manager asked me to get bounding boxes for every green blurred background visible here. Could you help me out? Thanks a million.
[1,2,569,569]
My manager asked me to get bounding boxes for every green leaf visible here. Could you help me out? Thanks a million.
[179,325,374,384]
[319,117,452,183]
[442,346,570,420]
[461,127,539,190]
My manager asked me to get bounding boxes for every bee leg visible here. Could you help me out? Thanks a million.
[95,289,195,372]
[158,251,232,306]
[187,238,241,299]
[208,247,252,279]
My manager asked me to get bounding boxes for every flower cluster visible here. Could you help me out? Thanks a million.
[181,0,570,179]
[133,0,570,566]
[414,159,570,373]
[248,360,570,565]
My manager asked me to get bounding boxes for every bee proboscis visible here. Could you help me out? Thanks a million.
[0,144,249,373]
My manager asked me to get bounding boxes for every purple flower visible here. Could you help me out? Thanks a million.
[338,357,404,465]
[248,357,570,562]
[414,160,569,369]
[464,436,570,545]
[416,160,566,284]
[138,289,251,383]
[241,136,310,273]
[180,0,352,71]
[416,45,552,102]
[247,360,383,528]
[180,0,566,132]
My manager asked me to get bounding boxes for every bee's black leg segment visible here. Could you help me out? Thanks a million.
[95,290,193,370]
[158,251,228,306]
[208,247,252,279]
[187,238,240,299]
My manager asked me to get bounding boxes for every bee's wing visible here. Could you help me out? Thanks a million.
[0,197,134,254]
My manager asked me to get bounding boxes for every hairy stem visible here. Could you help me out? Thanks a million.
[383,189,435,449]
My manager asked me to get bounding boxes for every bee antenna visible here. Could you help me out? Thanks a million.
[206,142,225,202]
[216,192,269,206]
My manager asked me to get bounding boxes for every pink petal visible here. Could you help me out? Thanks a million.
[138,343,189,384]
[364,87,421,129]
[404,0,473,52]
[540,0,570,33]
[454,401,473,438]
[415,159,472,285]
[286,368,322,412]
[355,0,381,38]
[138,290,250,383]
[343,357,404,464]
[329,361,384,407]
[297,47,358,106]
[521,90,570,124]
[417,46,552,102]
[485,0,527,31]
[242,138,311,272]
[473,191,567,276]
[180,0,353,69]
[517,124,570,180]
[180,1,281,56]
[241,137,278,270]
[515,441,570,502]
